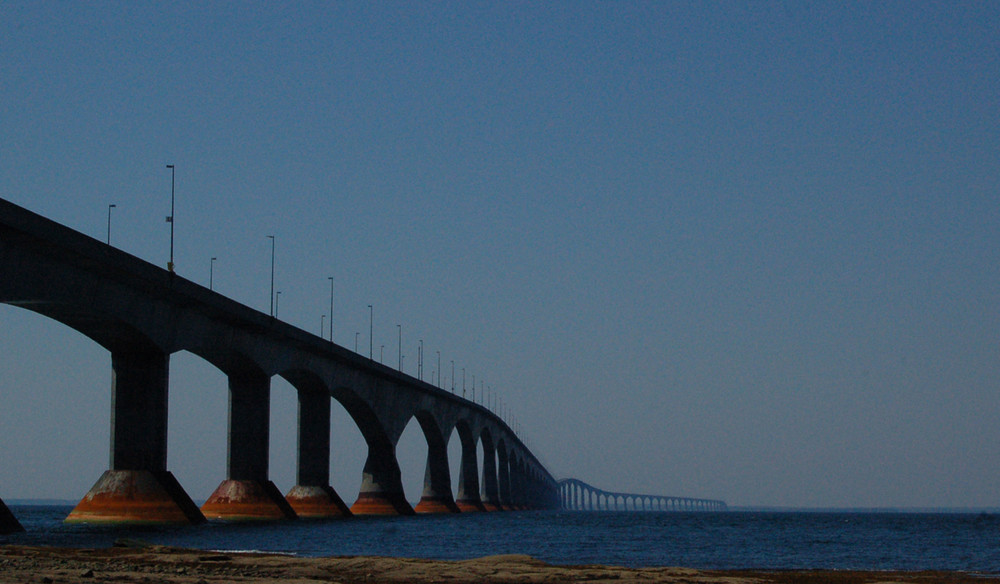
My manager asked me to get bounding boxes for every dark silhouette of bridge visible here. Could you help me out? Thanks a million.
[0,197,728,534]
[559,478,727,512]
[0,196,559,531]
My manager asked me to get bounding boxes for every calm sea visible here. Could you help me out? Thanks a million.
[4,506,1000,572]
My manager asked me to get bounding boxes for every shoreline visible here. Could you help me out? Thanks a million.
[0,544,994,584]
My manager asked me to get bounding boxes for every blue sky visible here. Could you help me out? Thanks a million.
[1,1,998,509]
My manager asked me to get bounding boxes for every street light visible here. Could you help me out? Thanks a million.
[380,345,384,364]
[436,351,441,388]
[328,276,334,342]
[396,324,402,371]
[275,291,282,319]
[106,204,116,245]
[451,360,455,394]
[418,340,424,380]
[321,314,325,337]
[367,304,373,360]
[462,367,466,398]
[266,235,275,316]
[165,164,175,273]
[210,257,217,290]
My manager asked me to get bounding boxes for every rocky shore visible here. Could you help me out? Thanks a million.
[0,544,991,584]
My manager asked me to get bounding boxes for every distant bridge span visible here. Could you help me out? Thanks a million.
[0,196,559,532]
[559,479,727,512]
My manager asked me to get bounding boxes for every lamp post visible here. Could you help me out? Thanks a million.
[106,204,116,245]
[462,367,466,398]
[165,164,175,272]
[436,351,441,388]
[266,235,275,316]
[275,291,281,319]
[396,324,402,371]
[418,340,424,380]
[367,305,373,360]
[328,276,334,342]
[451,360,455,394]
[380,345,384,364]
[210,257,217,290]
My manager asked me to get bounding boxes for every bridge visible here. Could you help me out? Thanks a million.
[0,196,560,532]
[559,479,727,512]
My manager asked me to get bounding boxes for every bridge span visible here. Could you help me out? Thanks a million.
[0,197,559,532]
[559,479,727,512]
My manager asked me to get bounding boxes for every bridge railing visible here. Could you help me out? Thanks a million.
[558,478,727,512]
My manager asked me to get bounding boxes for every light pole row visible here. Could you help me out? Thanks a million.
[150,165,523,438]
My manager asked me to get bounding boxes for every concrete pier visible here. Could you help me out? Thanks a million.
[480,435,501,511]
[0,498,23,533]
[454,428,486,512]
[350,443,414,515]
[66,470,204,525]
[201,371,296,520]
[67,350,204,525]
[285,388,350,518]
[497,444,512,510]
[413,417,460,514]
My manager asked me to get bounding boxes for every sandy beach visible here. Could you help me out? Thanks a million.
[0,544,991,584]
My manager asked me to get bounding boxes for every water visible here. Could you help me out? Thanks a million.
[4,506,1000,572]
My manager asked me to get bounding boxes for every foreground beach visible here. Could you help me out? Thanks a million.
[0,545,991,584]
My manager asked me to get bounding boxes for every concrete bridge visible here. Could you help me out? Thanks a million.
[559,478,727,512]
[0,196,559,532]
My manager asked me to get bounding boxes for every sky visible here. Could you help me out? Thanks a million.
[1,1,998,510]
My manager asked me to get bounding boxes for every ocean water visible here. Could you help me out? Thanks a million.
[3,506,1000,572]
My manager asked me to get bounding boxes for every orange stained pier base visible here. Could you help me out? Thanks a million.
[201,480,297,521]
[481,502,502,512]
[1,498,24,534]
[414,495,461,514]
[350,492,415,516]
[455,499,487,513]
[284,485,351,519]
[65,470,205,525]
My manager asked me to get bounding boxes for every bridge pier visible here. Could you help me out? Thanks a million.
[413,419,460,514]
[67,350,204,525]
[455,431,486,512]
[414,454,460,514]
[350,442,414,515]
[480,439,501,511]
[511,460,527,509]
[202,371,296,521]
[454,431,484,512]
[285,388,350,518]
[0,498,23,533]
[497,447,513,510]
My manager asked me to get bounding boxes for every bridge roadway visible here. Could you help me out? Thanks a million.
[0,196,559,532]
[559,479,727,512]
